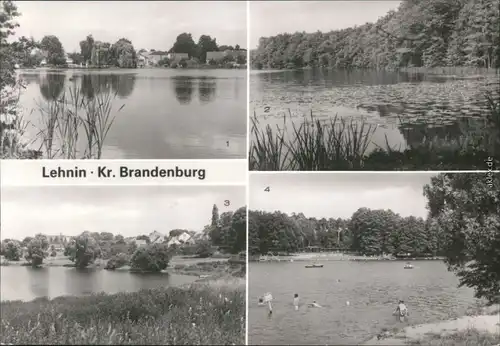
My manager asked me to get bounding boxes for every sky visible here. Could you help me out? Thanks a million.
[250,1,401,48]
[250,173,437,219]
[13,1,247,53]
[1,186,245,241]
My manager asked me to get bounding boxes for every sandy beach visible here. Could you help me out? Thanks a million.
[363,313,500,345]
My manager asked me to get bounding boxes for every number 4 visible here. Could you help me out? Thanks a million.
[264,186,270,192]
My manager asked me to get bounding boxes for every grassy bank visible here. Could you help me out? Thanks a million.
[0,284,245,345]
[249,90,500,171]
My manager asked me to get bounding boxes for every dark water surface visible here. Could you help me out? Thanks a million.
[249,260,477,345]
[1,266,197,302]
[250,69,499,152]
[19,68,246,159]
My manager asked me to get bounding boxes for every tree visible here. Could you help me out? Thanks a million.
[170,33,197,58]
[25,235,49,267]
[110,38,137,68]
[0,0,20,90]
[423,173,500,304]
[230,207,247,253]
[65,233,101,268]
[4,240,22,261]
[79,34,94,65]
[105,252,129,270]
[195,239,214,258]
[130,244,171,272]
[67,52,82,65]
[21,236,33,247]
[197,35,218,62]
[40,35,66,66]
[211,204,219,227]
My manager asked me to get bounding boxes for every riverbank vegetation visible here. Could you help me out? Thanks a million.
[1,204,247,275]
[249,87,500,171]
[250,173,500,307]
[251,0,499,70]
[0,284,245,345]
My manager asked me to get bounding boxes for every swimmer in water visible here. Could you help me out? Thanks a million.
[268,300,273,315]
[258,297,265,306]
[308,300,322,308]
[293,293,300,310]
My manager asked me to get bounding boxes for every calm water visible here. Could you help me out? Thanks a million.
[18,68,246,159]
[250,69,499,152]
[0,266,197,302]
[249,260,478,345]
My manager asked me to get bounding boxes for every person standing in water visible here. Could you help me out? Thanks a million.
[394,300,408,322]
[293,293,300,310]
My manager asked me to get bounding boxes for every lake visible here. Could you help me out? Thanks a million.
[249,260,478,345]
[18,68,247,159]
[0,266,197,302]
[250,69,499,153]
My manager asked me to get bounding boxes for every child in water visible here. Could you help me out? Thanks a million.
[394,300,408,322]
[293,293,300,310]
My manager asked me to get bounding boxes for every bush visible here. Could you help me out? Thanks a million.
[4,240,22,261]
[105,253,129,270]
[50,250,57,257]
[130,244,171,272]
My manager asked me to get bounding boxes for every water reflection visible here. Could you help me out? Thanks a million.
[79,74,136,99]
[198,76,217,104]
[172,76,194,104]
[39,73,66,101]
[65,268,98,295]
[28,267,49,298]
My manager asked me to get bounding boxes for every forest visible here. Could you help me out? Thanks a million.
[251,0,500,70]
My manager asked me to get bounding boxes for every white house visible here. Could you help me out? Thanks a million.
[167,231,193,246]
[149,230,166,244]
[167,52,189,62]
[134,239,148,247]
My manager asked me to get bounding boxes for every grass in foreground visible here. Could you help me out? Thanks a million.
[408,329,500,346]
[0,285,245,345]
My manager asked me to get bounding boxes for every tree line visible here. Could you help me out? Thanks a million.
[251,0,499,70]
[0,203,247,273]
[250,173,500,305]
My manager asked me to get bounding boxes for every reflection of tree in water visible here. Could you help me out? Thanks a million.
[399,117,487,150]
[28,267,50,298]
[172,76,194,105]
[198,76,217,104]
[111,73,136,98]
[39,73,66,101]
[79,73,136,99]
[20,73,39,86]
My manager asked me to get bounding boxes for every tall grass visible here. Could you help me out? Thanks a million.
[36,87,122,159]
[1,285,245,345]
[249,111,376,170]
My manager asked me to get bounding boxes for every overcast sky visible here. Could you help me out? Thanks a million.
[250,173,436,219]
[13,1,247,53]
[1,186,245,241]
[250,1,401,48]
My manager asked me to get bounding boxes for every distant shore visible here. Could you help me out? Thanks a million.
[249,253,445,262]
[0,255,242,281]
[363,305,500,345]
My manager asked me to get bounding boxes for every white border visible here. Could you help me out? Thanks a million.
[245,1,250,344]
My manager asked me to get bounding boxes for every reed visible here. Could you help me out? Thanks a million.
[35,87,122,159]
[1,285,245,345]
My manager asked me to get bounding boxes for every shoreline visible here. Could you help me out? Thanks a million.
[363,306,500,345]
[249,254,445,262]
